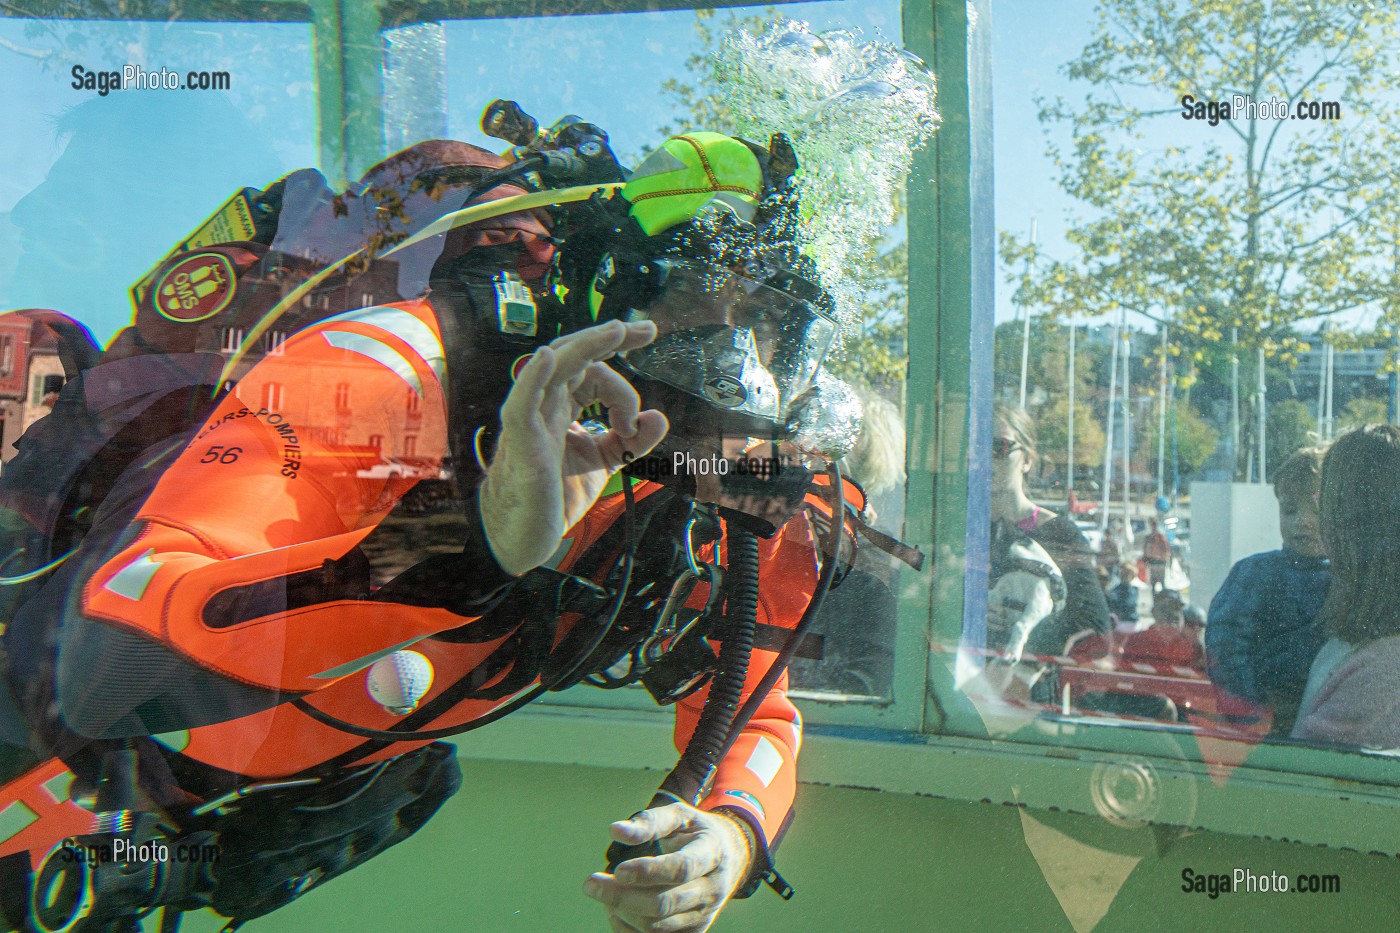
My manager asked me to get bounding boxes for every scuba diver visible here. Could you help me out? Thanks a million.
[0,102,905,933]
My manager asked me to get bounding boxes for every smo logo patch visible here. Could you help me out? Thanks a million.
[155,253,235,322]
[701,374,747,408]
[510,353,534,381]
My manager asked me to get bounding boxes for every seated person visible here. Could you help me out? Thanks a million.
[1183,603,1206,645]
[1206,447,1330,734]
[1096,519,1123,584]
[1077,590,1197,721]
[976,405,1109,705]
[1105,560,1142,626]
[987,522,1067,662]
[791,387,906,697]
[989,404,1110,660]
[1121,589,1205,670]
[1065,627,1113,663]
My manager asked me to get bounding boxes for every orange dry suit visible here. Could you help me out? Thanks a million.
[17,296,829,873]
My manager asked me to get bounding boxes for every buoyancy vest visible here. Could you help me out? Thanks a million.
[0,141,558,781]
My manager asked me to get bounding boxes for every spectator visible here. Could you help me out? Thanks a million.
[1121,589,1204,670]
[1183,603,1206,645]
[988,404,1110,661]
[1096,519,1122,584]
[1078,589,1190,722]
[1141,516,1172,593]
[792,386,907,697]
[1105,561,1141,626]
[1206,447,1330,734]
[1294,427,1400,747]
[842,387,907,533]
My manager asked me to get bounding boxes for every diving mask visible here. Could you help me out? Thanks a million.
[610,259,838,426]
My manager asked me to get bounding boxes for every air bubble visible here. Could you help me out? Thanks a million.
[710,20,940,353]
[773,30,830,57]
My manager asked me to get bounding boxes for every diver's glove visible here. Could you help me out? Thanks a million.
[481,319,667,576]
[584,800,752,932]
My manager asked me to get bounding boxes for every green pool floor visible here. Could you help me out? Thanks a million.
[168,756,1399,932]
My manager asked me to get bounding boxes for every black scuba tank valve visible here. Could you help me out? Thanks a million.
[28,747,218,933]
[479,99,626,185]
[481,99,543,148]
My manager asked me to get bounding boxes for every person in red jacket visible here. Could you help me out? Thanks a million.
[1120,588,1205,670]
[5,129,868,931]
[1142,516,1173,593]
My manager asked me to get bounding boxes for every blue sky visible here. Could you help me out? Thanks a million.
[0,1,1115,342]
[990,3,1092,324]
[0,18,315,339]
[440,1,905,157]
[0,3,920,341]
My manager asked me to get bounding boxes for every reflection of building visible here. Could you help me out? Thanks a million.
[0,316,66,464]
[0,315,28,461]
[233,324,434,474]
[3,252,413,471]
[211,259,421,472]
[1294,345,1390,418]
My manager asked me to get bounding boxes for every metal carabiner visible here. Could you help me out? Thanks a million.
[639,562,724,666]
[683,514,704,577]
[640,568,701,662]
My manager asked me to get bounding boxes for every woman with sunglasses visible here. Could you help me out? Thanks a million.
[990,404,1111,668]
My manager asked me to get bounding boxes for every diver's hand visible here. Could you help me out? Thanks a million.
[481,319,668,577]
[583,802,753,933]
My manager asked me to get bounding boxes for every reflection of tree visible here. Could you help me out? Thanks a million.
[1141,402,1219,475]
[1336,397,1388,435]
[1001,1,1400,474]
[655,9,909,391]
[992,318,1109,400]
[1039,399,1105,472]
[995,315,1220,479]
[1266,399,1316,467]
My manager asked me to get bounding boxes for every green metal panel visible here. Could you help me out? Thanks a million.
[164,753,1400,932]
[906,0,980,736]
[893,1,945,739]
[342,0,388,179]
[0,1,311,22]
[310,0,388,185]
[309,0,344,182]
[456,706,1400,861]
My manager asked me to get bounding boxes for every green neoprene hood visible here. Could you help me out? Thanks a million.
[620,132,765,236]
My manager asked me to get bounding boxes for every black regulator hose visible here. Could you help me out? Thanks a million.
[291,477,640,743]
[604,464,847,875]
[606,524,760,870]
[674,525,759,800]
[716,463,844,766]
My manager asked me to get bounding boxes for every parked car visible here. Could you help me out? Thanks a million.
[356,456,447,481]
